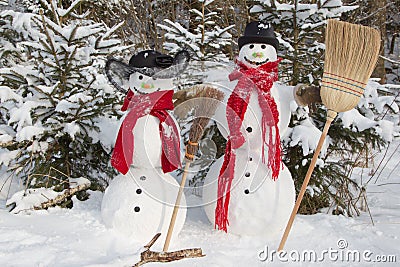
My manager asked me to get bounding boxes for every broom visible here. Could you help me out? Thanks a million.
[278,19,381,251]
[163,85,224,252]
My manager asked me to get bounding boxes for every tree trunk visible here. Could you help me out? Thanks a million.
[389,33,398,55]
[371,0,387,84]
[292,0,300,86]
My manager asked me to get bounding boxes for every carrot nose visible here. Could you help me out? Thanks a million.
[252,52,264,58]
[141,83,154,89]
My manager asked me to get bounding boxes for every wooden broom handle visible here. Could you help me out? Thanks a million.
[163,161,191,252]
[278,111,337,251]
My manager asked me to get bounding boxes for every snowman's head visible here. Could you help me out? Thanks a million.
[105,50,189,95]
[238,43,277,68]
[237,21,279,68]
[129,72,174,94]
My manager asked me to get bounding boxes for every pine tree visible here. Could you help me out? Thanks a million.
[251,0,357,85]
[283,80,398,215]
[0,1,126,192]
[158,0,235,62]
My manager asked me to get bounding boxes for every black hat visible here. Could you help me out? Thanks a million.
[105,50,190,93]
[129,50,174,69]
[238,21,279,51]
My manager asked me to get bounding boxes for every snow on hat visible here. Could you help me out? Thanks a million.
[238,21,279,51]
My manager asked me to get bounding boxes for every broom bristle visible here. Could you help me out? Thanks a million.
[186,85,224,160]
[321,19,381,114]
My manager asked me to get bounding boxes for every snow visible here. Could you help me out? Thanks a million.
[340,109,377,132]
[1,145,400,267]
[55,99,80,113]
[0,149,18,166]
[15,125,44,142]
[63,121,81,140]
[287,118,329,156]
[0,85,23,103]
[6,177,91,214]
[1,66,399,264]
[0,5,399,264]
[101,172,186,246]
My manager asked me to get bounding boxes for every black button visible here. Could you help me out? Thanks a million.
[244,189,250,194]
[246,127,252,133]
[245,172,250,177]
[249,157,253,161]
[140,176,146,181]
[138,75,143,80]
[136,189,142,194]
[134,206,140,212]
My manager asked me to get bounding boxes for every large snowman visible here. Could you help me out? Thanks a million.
[202,21,296,237]
[101,50,189,245]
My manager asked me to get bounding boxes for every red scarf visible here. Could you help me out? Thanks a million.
[215,58,282,232]
[111,90,181,174]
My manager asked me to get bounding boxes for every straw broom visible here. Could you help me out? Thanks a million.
[278,19,381,251]
[163,85,224,252]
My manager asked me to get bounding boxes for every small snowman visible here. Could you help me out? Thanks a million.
[102,50,189,244]
[202,21,296,236]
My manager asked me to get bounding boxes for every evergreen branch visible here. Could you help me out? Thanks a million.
[68,24,79,46]
[50,0,61,26]
[380,55,400,65]
[57,0,83,19]
[39,11,61,71]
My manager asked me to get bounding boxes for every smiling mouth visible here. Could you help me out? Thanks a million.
[244,56,269,66]
[133,86,161,94]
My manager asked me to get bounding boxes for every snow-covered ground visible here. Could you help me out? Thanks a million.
[0,141,399,266]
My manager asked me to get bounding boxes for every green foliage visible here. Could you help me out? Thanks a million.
[158,0,234,62]
[251,0,357,85]
[284,104,386,215]
[0,2,125,191]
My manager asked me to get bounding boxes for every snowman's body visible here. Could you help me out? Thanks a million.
[101,68,186,244]
[202,42,295,237]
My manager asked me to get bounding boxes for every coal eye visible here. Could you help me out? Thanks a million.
[138,75,143,80]
[249,44,254,49]
[261,44,266,49]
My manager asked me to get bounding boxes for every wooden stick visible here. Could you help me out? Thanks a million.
[278,111,336,251]
[163,160,191,252]
[144,233,161,249]
[134,233,204,267]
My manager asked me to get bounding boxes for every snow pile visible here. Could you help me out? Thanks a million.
[6,177,90,214]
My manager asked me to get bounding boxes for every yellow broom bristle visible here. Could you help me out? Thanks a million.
[186,85,224,160]
[321,19,381,114]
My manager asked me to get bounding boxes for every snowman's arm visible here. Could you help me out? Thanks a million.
[293,84,322,107]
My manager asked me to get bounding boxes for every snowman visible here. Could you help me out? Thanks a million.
[202,21,296,236]
[101,50,189,244]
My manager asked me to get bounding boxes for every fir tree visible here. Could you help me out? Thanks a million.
[0,1,126,192]
[251,0,357,85]
[158,0,235,62]
[283,80,397,215]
